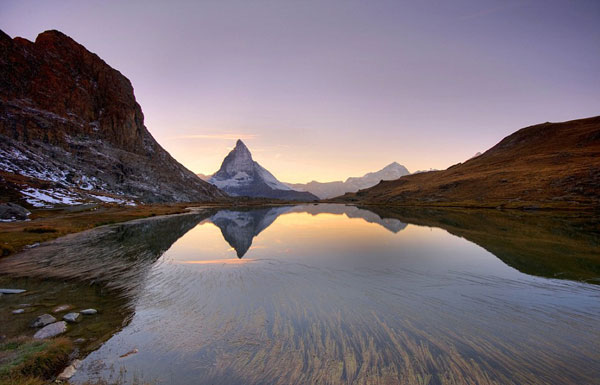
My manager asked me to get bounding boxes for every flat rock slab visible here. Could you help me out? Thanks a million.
[52,304,73,313]
[30,314,57,328]
[80,308,98,315]
[0,289,26,294]
[63,312,81,323]
[33,321,67,339]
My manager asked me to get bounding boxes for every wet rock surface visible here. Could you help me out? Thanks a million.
[30,313,57,328]
[53,304,73,313]
[33,321,67,339]
[63,312,81,323]
[0,288,26,294]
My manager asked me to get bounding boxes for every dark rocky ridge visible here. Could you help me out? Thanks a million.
[0,29,226,203]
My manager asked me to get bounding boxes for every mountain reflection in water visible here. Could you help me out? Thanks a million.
[209,204,407,258]
[1,204,598,385]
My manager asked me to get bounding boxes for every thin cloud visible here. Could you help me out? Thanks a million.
[167,133,257,140]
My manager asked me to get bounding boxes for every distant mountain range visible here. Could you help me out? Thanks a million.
[285,162,410,199]
[338,116,600,209]
[205,140,318,201]
[0,29,225,205]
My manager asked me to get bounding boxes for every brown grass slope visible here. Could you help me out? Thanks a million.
[338,116,600,209]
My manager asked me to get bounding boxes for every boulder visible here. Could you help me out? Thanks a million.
[33,321,67,339]
[63,312,81,323]
[30,313,57,328]
[0,203,30,221]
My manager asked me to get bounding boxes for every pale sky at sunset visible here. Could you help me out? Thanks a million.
[2,0,599,183]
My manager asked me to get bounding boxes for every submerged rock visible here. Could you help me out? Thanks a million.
[0,288,26,294]
[12,309,24,314]
[33,321,67,339]
[63,312,81,323]
[80,308,98,315]
[119,348,138,358]
[52,304,73,313]
[30,314,57,328]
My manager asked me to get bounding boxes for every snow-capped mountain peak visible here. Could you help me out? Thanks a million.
[208,140,318,201]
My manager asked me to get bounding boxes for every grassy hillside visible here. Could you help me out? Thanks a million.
[337,116,600,209]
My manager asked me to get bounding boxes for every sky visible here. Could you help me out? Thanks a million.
[1,0,599,183]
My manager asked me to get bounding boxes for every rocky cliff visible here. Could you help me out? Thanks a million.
[0,29,226,204]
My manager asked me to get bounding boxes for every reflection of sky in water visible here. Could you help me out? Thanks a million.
[73,206,600,385]
[167,212,517,278]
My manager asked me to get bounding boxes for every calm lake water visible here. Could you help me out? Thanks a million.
[2,204,599,384]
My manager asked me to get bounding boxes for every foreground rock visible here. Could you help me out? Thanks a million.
[63,312,81,323]
[0,203,30,221]
[52,304,72,313]
[33,321,67,339]
[0,288,26,294]
[30,313,57,328]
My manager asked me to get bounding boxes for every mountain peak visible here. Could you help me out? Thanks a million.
[232,139,251,157]
[208,140,318,201]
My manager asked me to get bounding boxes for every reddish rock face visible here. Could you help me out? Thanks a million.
[0,29,226,202]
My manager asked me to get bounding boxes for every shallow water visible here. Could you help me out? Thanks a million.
[2,205,600,384]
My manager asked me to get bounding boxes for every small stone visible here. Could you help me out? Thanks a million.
[33,321,67,339]
[119,348,138,358]
[57,364,77,380]
[0,289,26,294]
[52,304,73,313]
[73,338,86,344]
[80,308,98,315]
[12,309,24,314]
[30,314,57,328]
[63,312,81,323]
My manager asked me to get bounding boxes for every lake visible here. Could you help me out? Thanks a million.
[1,204,599,385]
